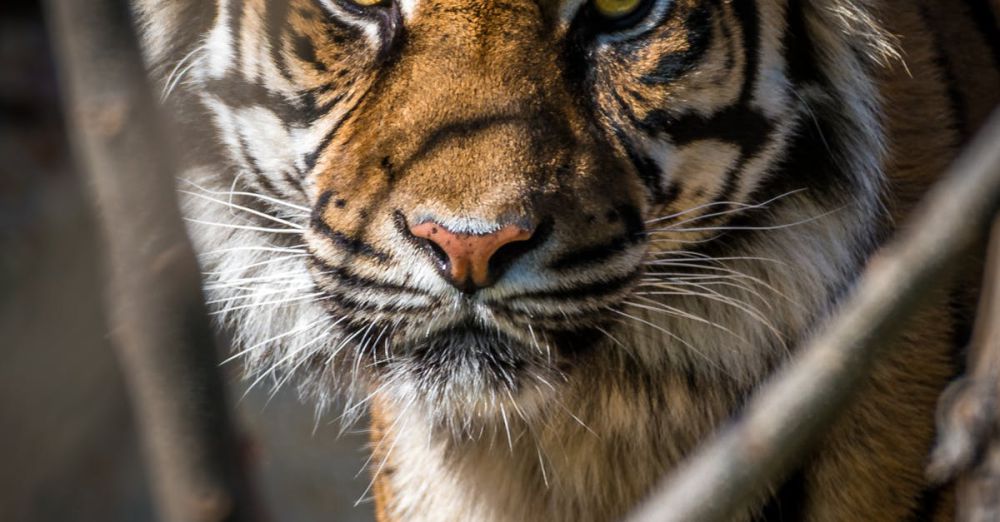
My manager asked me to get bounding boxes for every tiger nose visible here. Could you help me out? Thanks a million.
[408,221,536,293]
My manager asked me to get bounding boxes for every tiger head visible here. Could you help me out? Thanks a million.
[138,0,894,430]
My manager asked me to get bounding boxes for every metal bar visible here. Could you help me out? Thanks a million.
[43,1,258,521]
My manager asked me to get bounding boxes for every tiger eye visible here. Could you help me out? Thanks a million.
[349,0,383,6]
[592,0,643,19]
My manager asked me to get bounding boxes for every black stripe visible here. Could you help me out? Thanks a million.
[229,0,245,74]
[753,467,809,522]
[307,255,431,298]
[639,5,714,85]
[730,0,760,105]
[311,192,390,261]
[907,484,944,522]
[488,304,609,328]
[320,289,432,315]
[549,204,647,271]
[148,2,215,73]
[617,127,670,204]
[236,131,283,198]
[641,103,773,156]
[918,4,969,142]
[303,90,369,172]
[202,78,311,126]
[960,0,1000,70]
[755,0,889,229]
[623,1,771,208]
[309,212,391,263]
[680,0,767,209]
[504,268,642,302]
[548,235,637,270]
[395,113,528,176]
[265,0,294,82]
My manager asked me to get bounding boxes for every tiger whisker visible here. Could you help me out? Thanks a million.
[220,317,328,366]
[180,178,312,213]
[647,188,807,228]
[205,273,309,289]
[160,44,206,102]
[646,234,725,245]
[203,253,311,276]
[355,396,417,507]
[640,260,798,306]
[648,253,788,268]
[608,307,736,381]
[181,190,307,229]
[264,349,316,409]
[643,200,756,226]
[649,207,841,234]
[198,245,307,257]
[184,218,304,235]
[634,286,784,342]
[642,278,774,309]
[241,322,338,401]
[327,323,372,368]
[204,283,316,305]
[624,296,747,342]
[211,292,325,316]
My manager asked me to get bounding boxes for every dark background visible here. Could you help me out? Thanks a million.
[0,3,372,520]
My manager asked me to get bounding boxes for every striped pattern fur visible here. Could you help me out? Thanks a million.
[132,0,999,520]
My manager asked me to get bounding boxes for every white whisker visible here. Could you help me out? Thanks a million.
[185,218,303,234]
[220,317,328,366]
[651,207,842,234]
[211,292,324,316]
[203,253,310,276]
[198,245,306,257]
[180,178,312,213]
[181,190,306,229]
[161,44,206,102]
[624,297,746,341]
[609,308,735,380]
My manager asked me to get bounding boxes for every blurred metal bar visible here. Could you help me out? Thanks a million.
[43,1,257,521]
[626,111,1000,522]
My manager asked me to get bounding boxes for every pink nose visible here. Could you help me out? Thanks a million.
[409,221,535,292]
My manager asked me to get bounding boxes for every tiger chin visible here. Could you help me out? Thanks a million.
[132,0,999,520]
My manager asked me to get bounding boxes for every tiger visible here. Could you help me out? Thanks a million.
[131,0,999,520]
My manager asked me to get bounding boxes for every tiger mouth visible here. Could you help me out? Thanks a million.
[328,299,613,358]
[372,319,609,391]
[317,287,617,383]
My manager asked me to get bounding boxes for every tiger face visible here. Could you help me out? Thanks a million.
[154,0,886,429]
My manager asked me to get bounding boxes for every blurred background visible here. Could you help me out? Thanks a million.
[0,3,373,520]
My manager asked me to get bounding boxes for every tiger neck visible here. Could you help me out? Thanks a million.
[368,368,742,522]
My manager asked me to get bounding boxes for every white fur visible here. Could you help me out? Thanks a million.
[317,0,384,49]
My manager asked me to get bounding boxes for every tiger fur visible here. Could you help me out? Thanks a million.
[131,0,1000,520]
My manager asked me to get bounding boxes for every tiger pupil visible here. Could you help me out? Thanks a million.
[592,0,643,18]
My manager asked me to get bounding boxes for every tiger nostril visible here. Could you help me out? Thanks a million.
[418,236,451,272]
[488,238,535,281]
[405,218,538,293]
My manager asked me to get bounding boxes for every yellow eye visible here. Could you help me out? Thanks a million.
[592,0,643,19]
[349,0,384,6]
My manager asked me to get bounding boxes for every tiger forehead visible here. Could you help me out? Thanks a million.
[410,0,581,17]
[399,0,568,27]
[308,0,609,28]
